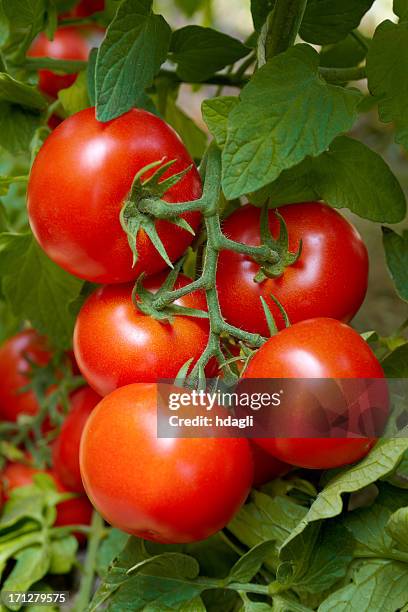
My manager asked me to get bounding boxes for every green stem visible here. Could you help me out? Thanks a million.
[195,577,270,596]
[356,550,408,563]
[351,29,369,51]
[25,57,88,73]
[261,0,308,64]
[319,65,367,82]
[73,511,105,612]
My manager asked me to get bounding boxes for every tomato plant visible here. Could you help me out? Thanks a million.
[28,28,90,98]
[217,202,369,335]
[1,0,408,610]
[80,383,253,543]
[27,107,202,284]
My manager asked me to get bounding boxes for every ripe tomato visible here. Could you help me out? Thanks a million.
[243,318,388,469]
[250,443,290,487]
[0,330,51,422]
[74,273,212,396]
[27,107,202,284]
[217,203,368,336]
[70,0,104,17]
[2,462,92,539]
[52,386,101,492]
[80,383,253,543]
[28,28,90,98]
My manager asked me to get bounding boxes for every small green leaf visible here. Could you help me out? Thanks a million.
[0,233,83,349]
[300,0,375,45]
[202,96,238,148]
[96,528,129,578]
[95,0,171,121]
[170,26,249,82]
[0,73,47,110]
[386,507,408,551]
[222,45,362,199]
[383,228,408,302]
[58,71,90,116]
[49,536,78,574]
[0,102,41,155]
[367,20,408,149]
[227,540,275,583]
[2,546,50,598]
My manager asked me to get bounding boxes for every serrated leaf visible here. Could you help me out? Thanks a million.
[222,45,362,199]
[300,0,375,45]
[382,228,408,302]
[251,136,406,223]
[0,233,83,348]
[58,71,90,116]
[202,96,238,148]
[386,507,408,551]
[318,560,408,612]
[228,540,275,583]
[0,74,47,110]
[0,102,41,155]
[280,439,408,555]
[170,26,249,82]
[95,0,171,122]
[367,20,408,149]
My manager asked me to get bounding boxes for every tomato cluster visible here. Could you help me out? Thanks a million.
[1,52,387,542]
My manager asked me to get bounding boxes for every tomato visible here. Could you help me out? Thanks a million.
[243,318,388,469]
[27,107,202,284]
[250,442,290,487]
[0,330,51,422]
[217,203,368,336]
[28,28,90,98]
[52,386,101,492]
[74,273,212,396]
[70,0,104,17]
[80,383,253,543]
[2,462,92,539]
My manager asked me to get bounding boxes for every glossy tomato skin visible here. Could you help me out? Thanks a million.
[244,318,387,469]
[80,383,253,543]
[250,442,290,487]
[27,107,202,284]
[2,463,92,539]
[28,28,89,98]
[217,203,369,336]
[0,330,51,422]
[74,274,212,396]
[52,386,101,492]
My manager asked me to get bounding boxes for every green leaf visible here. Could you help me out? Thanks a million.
[87,47,98,106]
[227,540,275,583]
[251,0,276,32]
[0,73,47,110]
[175,0,205,17]
[300,0,375,45]
[2,546,49,598]
[96,528,129,578]
[0,233,83,349]
[382,228,408,302]
[280,440,408,554]
[394,0,408,21]
[170,26,249,82]
[0,102,41,155]
[49,536,78,574]
[95,0,171,122]
[382,343,408,378]
[1,0,47,62]
[202,96,238,148]
[251,136,406,224]
[58,71,90,116]
[367,20,408,149]
[164,93,207,159]
[319,34,368,68]
[318,561,408,612]
[222,45,362,199]
[386,507,408,551]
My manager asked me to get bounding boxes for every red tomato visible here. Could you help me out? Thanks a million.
[250,442,290,487]
[27,107,202,284]
[74,273,212,396]
[217,203,368,336]
[28,28,89,98]
[71,0,104,17]
[243,318,388,469]
[0,330,51,422]
[80,383,253,543]
[52,386,101,492]
[2,462,92,539]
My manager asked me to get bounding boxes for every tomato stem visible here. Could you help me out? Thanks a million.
[260,0,308,65]
[73,510,105,612]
